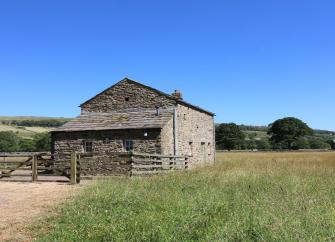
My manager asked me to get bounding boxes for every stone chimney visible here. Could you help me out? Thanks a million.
[171,90,183,100]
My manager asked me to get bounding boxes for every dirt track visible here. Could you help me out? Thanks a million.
[0,182,81,242]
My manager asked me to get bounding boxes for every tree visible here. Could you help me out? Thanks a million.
[243,139,257,150]
[0,131,19,152]
[268,117,313,150]
[247,132,258,140]
[309,139,331,149]
[18,139,36,152]
[326,140,335,149]
[270,140,287,150]
[255,138,271,150]
[291,138,310,150]
[33,133,51,152]
[216,123,245,150]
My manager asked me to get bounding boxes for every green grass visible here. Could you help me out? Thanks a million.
[33,152,335,241]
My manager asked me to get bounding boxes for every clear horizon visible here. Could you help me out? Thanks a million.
[0,1,334,130]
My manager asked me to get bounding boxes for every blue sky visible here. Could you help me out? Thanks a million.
[0,0,334,130]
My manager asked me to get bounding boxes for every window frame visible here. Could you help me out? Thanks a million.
[124,139,134,152]
[83,140,93,153]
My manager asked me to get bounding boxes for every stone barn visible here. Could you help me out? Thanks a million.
[51,78,215,175]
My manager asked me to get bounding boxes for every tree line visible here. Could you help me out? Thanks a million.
[0,131,51,152]
[216,117,335,151]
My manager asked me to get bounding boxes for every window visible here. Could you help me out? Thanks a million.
[103,138,110,144]
[208,142,211,156]
[83,141,93,153]
[189,142,193,156]
[125,97,130,102]
[124,140,134,152]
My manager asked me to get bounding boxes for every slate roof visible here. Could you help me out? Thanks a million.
[53,109,174,132]
[79,78,215,116]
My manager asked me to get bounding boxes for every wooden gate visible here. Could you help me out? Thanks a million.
[0,152,79,184]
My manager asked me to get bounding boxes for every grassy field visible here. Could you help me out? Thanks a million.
[0,124,52,139]
[33,152,335,241]
[0,116,71,139]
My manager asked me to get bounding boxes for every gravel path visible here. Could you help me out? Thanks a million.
[0,181,82,241]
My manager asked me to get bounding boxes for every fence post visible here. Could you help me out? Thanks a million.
[32,155,38,182]
[70,151,77,185]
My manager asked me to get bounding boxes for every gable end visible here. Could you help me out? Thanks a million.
[80,78,177,113]
[80,77,214,116]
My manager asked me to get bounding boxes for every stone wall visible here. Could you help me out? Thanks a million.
[52,129,162,155]
[79,153,132,176]
[53,152,189,177]
[52,153,133,177]
[160,114,174,156]
[81,79,176,113]
[52,129,162,176]
[158,104,215,166]
[176,104,215,166]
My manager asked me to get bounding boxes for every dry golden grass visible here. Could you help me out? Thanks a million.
[216,151,335,175]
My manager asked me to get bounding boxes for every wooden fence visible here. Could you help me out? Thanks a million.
[69,151,189,176]
[131,153,189,176]
[1,151,189,181]
[0,151,79,184]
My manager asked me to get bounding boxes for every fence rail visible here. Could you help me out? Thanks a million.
[70,151,189,176]
[0,151,79,184]
[1,151,189,180]
[131,152,189,176]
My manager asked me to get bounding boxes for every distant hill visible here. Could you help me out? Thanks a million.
[0,116,72,139]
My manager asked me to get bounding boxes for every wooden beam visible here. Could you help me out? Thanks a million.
[70,151,77,185]
[0,161,32,164]
[32,155,38,182]
[0,152,51,157]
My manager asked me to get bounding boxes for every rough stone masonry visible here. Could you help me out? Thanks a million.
[52,78,215,176]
